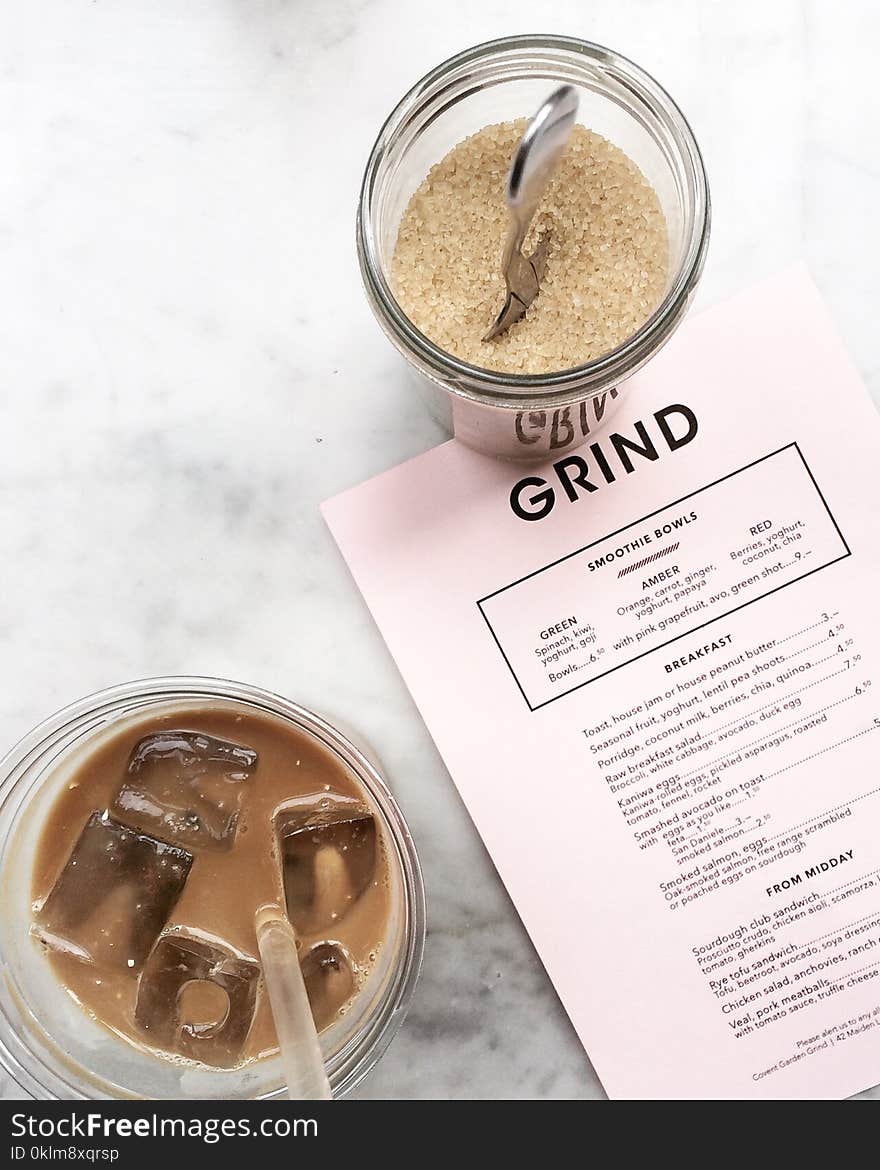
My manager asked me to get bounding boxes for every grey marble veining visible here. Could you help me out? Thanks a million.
[0,0,878,1100]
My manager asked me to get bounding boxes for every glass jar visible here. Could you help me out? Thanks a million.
[357,34,710,461]
[0,677,425,1099]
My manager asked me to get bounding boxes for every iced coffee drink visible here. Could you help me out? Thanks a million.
[30,704,393,1072]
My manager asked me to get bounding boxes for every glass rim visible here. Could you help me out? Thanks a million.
[357,33,711,404]
[0,675,426,1100]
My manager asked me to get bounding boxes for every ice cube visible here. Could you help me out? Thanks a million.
[35,812,192,968]
[301,943,357,1030]
[135,932,260,1068]
[276,793,377,934]
[112,730,258,852]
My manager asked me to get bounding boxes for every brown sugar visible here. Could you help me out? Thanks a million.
[391,120,669,375]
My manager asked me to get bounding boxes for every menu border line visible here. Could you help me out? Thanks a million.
[477,443,852,712]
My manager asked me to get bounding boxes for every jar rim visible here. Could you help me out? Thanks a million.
[357,33,711,406]
[0,675,426,1100]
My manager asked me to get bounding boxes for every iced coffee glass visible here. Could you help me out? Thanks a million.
[0,677,425,1099]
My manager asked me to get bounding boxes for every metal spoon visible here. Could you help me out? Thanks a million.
[483,85,580,342]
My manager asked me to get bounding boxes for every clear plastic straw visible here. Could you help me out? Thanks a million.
[255,906,332,1100]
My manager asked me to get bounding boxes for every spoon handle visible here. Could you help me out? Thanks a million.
[507,85,579,230]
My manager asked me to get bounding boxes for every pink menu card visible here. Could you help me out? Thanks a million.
[323,269,880,1098]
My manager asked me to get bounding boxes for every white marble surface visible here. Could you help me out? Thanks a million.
[0,1,878,1100]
